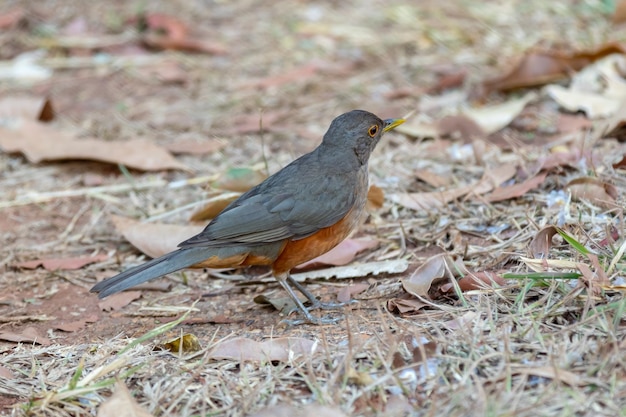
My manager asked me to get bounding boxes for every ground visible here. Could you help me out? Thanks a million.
[0,1,625,416]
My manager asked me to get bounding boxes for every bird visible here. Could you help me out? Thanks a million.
[91,110,404,324]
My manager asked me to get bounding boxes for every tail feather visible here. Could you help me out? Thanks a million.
[91,247,212,298]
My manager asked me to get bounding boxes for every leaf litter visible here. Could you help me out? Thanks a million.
[1,1,626,417]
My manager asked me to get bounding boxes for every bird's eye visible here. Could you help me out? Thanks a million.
[368,125,379,137]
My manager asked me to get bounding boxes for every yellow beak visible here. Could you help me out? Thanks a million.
[383,118,405,132]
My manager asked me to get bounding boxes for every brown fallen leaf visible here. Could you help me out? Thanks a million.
[481,43,626,94]
[456,272,505,292]
[98,291,142,311]
[209,337,316,362]
[529,225,559,259]
[97,381,153,417]
[414,169,451,188]
[0,95,54,121]
[14,253,109,271]
[336,283,369,304]
[402,254,447,297]
[296,238,379,269]
[54,313,99,332]
[0,120,187,171]
[387,296,429,314]
[486,172,547,202]
[137,13,227,55]
[366,184,385,211]
[565,177,618,208]
[462,92,537,134]
[0,8,24,29]
[189,192,242,221]
[0,366,14,380]
[111,215,205,259]
[0,326,51,346]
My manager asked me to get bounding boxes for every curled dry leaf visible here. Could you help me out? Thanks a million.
[0,120,187,171]
[457,272,505,292]
[402,254,447,297]
[160,333,202,354]
[481,43,626,93]
[209,337,316,362]
[529,225,559,259]
[462,92,537,135]
[97,381,153,417]
[387,296,429,314]
[565,177,618,208]
[111,215,205,259]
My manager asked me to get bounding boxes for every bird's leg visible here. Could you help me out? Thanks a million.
[276,274,341,325]
[287,274,352,310]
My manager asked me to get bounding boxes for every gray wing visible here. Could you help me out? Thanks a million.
[179,156,357,248]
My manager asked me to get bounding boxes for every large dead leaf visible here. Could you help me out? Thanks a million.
[565,177,618,208]
[0,119,187,171]
[14,254,108,271]
[545,54,626,118]
[111,215,205,258]
[482,43,626,93]
[529,225,559,259]
[97,381,153,417]
[296,238,379,269]
[209,337,316,362]
[402,254,447,297]
[0,326,51,346]
[486,172,547,202]
[462,92,537,134]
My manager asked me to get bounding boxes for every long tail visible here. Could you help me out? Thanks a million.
[91,247,212,298]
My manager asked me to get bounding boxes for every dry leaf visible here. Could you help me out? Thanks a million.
[97,381,153,417]
[138,13,227,55]
[0,8,24,29]
[0,120,187,171]
[290,259,409,282]
[189,192,242,221]
[296,238,378,269]
[565,177,618,207]
[529,225,559,259]
[160,333,202,354]
[111,215,205,259]
[0,95,53,121]
[545,54,626,119]
[443,311,478,330]
[213,167,266,192]
[366,184,385,210]
[98,291,142,311]
[402,254,447,297]
[209,337,316,362]
[462,92,537,134]
[387,296,429,314]
[0,366,14,380]
[482,43,626,93]
[248,405,347,417]
[336,283,369,303]
[414,169,451,188]
[486,172,547,202]
[54,313,99,332]
[457,272,505,292]
[0,326,51,346]
[14,254,108,271]
[615,0,626,23]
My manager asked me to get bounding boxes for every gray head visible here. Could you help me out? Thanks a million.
[321,110,404,165]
